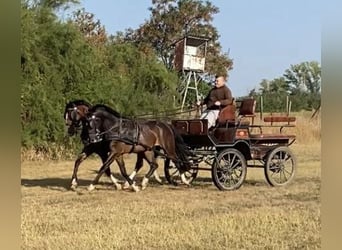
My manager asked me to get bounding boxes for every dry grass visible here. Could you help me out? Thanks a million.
[21,112,320,249]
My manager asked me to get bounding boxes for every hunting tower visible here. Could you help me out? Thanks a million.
[174,35,210,110]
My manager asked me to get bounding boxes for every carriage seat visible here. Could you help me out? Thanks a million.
[217,104,236,126]
[216,98,256,127]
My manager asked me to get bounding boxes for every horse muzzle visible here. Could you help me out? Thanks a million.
[88,134,103,143]
[67,126,77,136]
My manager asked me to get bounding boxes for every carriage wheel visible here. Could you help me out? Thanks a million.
[164,158,198,186]
[264,146,296,187]
[212,148,247,191]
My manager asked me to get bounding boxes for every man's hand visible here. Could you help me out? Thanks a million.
[214,101,221,106]
[196,101,202,106]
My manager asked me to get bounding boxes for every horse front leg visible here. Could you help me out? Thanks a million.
[70,150,90,191]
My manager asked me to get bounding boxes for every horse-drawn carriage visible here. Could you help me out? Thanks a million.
[64,98,297,192]
[164,98,297,191]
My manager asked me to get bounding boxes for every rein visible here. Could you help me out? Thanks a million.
[133,107,199,119]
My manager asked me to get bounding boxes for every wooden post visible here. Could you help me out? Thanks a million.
[260,95,263,121]
[288,101,292,121]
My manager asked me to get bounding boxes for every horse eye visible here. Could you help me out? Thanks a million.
[89,120,95,128]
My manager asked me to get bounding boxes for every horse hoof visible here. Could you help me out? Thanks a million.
[70,185,77,191]
[87,184,96,192]
[131,184,140,192]
[115,183,122,190]
[122,182,130,190]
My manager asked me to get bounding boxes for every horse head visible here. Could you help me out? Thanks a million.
[86,105,127,143]
[64,100,92,136]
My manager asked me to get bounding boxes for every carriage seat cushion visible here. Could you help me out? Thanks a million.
[217,104,236,125]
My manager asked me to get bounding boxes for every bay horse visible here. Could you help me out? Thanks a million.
[64,100,163,191]
[85,104,192,192]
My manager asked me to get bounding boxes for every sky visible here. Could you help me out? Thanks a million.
[63,0,321,97]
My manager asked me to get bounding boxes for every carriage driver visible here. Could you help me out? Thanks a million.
[197,73,234,129]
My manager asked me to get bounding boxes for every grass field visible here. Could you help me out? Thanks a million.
[21,140,320,249]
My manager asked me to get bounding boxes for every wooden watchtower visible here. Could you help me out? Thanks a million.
[173,35,210,111]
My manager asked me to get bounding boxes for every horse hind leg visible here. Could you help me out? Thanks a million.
[152,148,163,185]
[153,170,163,185]
[87,154,116,192]
[141,151,159,190]
[116,155,140,192]
[123,152,144,190]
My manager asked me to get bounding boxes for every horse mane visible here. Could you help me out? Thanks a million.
[90,104,128,118]
[66,100,92,109]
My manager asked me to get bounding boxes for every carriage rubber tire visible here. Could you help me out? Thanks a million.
[164,158,198,186]
[264,146,296,187]
[212,148,247,191]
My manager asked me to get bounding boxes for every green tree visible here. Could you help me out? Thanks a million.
[283,61,321,110]
[249,61,320,112]
[283,61,321,95]
[114,0,233,75]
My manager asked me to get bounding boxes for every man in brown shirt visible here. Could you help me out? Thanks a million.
[198,74,233,128]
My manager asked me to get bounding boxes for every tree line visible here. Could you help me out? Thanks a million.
[21,0,233,157]
[247,61,321,113]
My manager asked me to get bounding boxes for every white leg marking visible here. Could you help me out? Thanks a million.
[141,177,149,190]
[129,171,137,180]
[87,184,96,192]
[123,182,130,190]
[153,171,163,184]
[131,182,140,192]
[71,178,77,186]
[110,175,122,190]
[180,173,190,186]
[70,178,78,191]
[123,171,136,189]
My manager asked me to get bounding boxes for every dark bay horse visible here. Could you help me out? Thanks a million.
[64,100,163,191]
[64,100,122,190]
[85,104,192,191]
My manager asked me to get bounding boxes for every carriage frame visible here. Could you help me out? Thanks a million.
[165,98,297,191]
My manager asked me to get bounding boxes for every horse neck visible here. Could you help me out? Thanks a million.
[99,111,135,132]
[102,112,120,128]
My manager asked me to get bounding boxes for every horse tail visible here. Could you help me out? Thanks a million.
[170,125,192,170]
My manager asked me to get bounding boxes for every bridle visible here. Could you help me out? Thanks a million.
[87,114,105,143]
[66,106,82,129]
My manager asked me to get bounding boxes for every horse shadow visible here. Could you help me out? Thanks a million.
[21,177,94,191]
